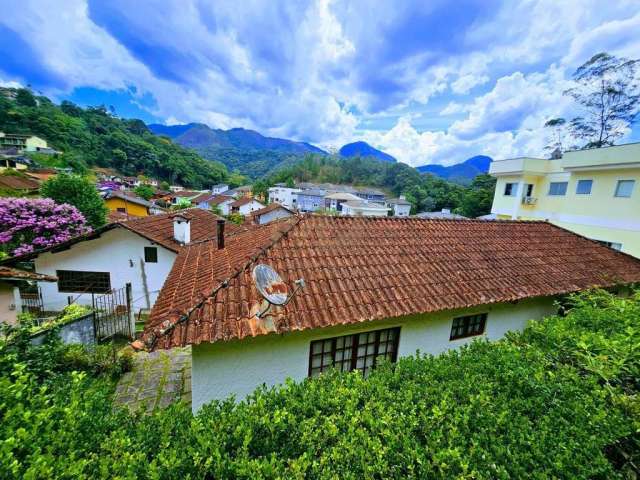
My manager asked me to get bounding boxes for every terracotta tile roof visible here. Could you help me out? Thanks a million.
[191,192,213,204]
[0,174,40,190]
[230,197,261,208]
[0,266,56,282]
[107,210,132,223]
[121,208,240,252]
[170,190,202,198]
[249,202,294,217]
[208,194,234,206]
[143,216,640,350]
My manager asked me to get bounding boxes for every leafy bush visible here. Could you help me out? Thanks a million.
[0,289,638,478]
[40,173,108,228]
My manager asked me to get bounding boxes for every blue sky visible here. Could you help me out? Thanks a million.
[0,0,639,166]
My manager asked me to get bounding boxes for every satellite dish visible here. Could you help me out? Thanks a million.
[252,264,305,318]
[253,264,289,305]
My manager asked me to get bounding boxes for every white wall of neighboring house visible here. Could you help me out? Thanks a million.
[392,204,411,217]
[191,296,556,411]
[236,200,265,216]
[341,204,390,217]
[34,228,177,312]
[256,207,293,225]
[212,185,229,195]
[218,200,234,216]
[0,282,21,325]
[268,187,301,209]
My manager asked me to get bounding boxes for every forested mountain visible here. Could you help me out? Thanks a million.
[0,89,229,188]
[417,155,492,184]
[148,122,326,178]
[339,141,396,162]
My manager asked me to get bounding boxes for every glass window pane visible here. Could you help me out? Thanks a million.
[615,180,635,198]
[576,179,592,195]
[312,342,322,354]
[312,356,321,368]
[548,182,568,196]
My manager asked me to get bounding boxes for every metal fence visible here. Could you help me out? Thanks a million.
[92,283,133,342]
[19,286,45,315]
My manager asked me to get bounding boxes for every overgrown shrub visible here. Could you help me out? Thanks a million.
[0,289,638,478]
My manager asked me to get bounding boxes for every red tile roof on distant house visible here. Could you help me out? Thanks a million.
[0,174,40,190]
[207,195,234,206]
[191,192,213,204]
[142,216,640,350]
[120,208,241,252]
[249,202,294,217]
[230,197,262,208]
[170,190,202,198]
[0,266,57,282]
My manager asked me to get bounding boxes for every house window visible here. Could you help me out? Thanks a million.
[116,207,126,213]
[524,183,534,197]
[504,183,518,196]
[56,270,111,293]
[548,181,568,196]
[309,327,400,378]
[144,246,158,263]
[614,180,635,198]
[576,179,593,195]
[449,313,487,340]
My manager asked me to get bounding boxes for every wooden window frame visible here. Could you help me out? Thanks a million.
[56,270,111,294]
[449,313,487,340]
[308,326,401,378]
[144,246,158,263]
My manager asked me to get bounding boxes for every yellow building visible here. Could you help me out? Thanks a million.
[489,142,640,258]
[104,191,152,217]
[0,132,49,152]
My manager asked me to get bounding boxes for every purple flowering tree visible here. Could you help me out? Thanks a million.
[0,198,91,257]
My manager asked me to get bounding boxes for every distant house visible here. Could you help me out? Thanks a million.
[324,192,361,213]
[0,152,29,171]
[207,195,235,215]
[354,187,386,202]
[191,192,214,208]
[341,200,390,217]
[140,215,640,410]
[249,203,294,225]
[230,197,265,216]
[268,185,301,209]
[104,191,155,217]
[0,209,238,313]
[212,184,229,195]
[226,185,253,199]
[169,190,203,205]
[0,267,56,325]
[386,196,412,217]
[0,174,40,194]
[0,132,50,153]
[416,209,468,220]
[169,185,184,193]
[296,189,326,212]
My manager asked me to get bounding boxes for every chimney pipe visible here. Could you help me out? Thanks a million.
[217,219,225,249]
[173,215,191,245]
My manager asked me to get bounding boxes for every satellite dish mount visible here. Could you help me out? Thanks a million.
[252,264,305,318]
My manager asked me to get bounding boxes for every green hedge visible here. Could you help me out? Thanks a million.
[1,289,638,478]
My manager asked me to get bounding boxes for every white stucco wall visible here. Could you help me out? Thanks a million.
[392,204,411,216]
[268,187,301,208]
[35,228,177,312]
[237,200,265,215]
[257,208,293,225]
[191,296,556,411]
[0,282,20,325]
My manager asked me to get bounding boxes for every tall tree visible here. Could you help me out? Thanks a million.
[564,53,640,149]
[40,174,108,228]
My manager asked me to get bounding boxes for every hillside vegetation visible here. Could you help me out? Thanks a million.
[262,154,496,217]
[0,89,229,188]
[1,289,638,478]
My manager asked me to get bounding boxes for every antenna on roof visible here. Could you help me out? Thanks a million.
[252,264,305,318]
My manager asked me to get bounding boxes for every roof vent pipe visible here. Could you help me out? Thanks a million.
[217,219,225,249]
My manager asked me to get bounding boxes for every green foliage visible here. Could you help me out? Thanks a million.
[133,183,155,200]
[171,197,192,210]
[226,212,245,224]
[456,174,497,218]
[40,173,108,228]
[0,94,230,188]
[209,204,223,216]
[267,154,481,215]
[0,289,638,477]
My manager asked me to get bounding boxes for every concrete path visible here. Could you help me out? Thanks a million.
[114,347,192,413]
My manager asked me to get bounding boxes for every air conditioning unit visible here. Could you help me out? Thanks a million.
[522,196,537,205]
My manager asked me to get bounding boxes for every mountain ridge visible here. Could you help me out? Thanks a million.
[417,155,492,184]
[339,141,396,163]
